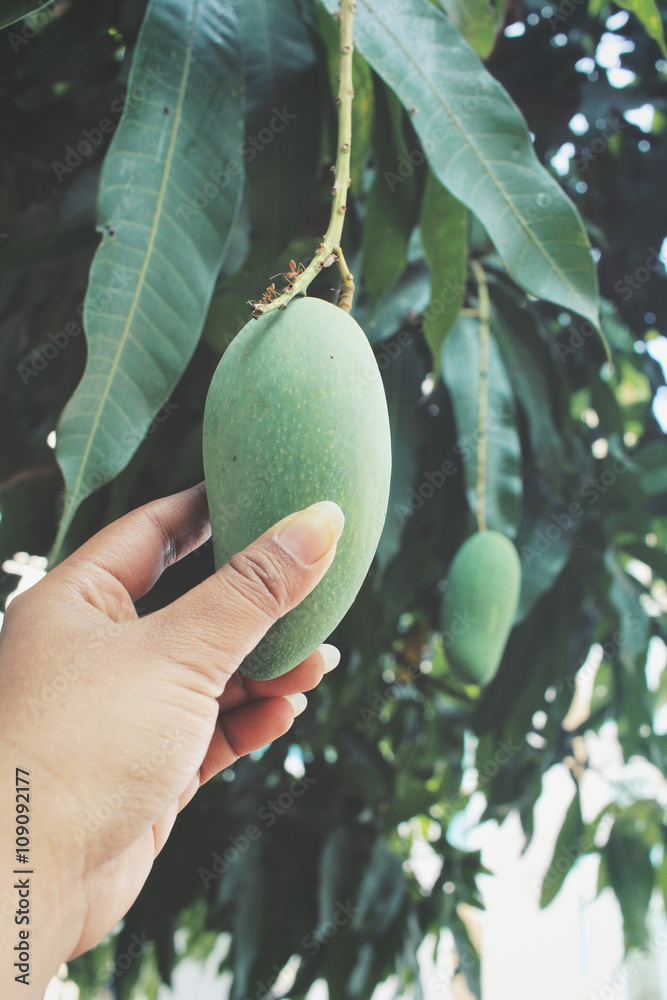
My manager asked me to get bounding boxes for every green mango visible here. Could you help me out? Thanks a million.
[203,295,392,680]
[440,530,521,686]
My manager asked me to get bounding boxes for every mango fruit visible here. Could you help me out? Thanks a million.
[202,295,392,680]
[440,530,521,686]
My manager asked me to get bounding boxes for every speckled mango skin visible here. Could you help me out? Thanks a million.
[440,530,521,687]
[202,296,392,680]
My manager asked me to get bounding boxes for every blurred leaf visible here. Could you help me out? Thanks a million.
[420,170,468,378]
[353,259,431,344]
[490,283,567,485]
[0,463,59,562]
[352,840,406,936]
[635,440,667,496]
[240,0,321,266]
[376,337,428,578]
[540,782,583,908]
[362,81,420,306]
[604,820,653,952]
[441,315,522,537]
[53,0,244,557]
[615,0,666,57]
[438,0,499,58]
[328,0,601,331]
[0,0,53,30]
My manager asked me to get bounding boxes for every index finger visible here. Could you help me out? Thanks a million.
[54,482,211,601]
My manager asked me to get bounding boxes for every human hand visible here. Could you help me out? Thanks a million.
[0,483,343,995]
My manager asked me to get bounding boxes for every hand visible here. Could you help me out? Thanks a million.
[0,483,344,995]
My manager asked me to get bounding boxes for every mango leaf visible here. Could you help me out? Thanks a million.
[515,486,578,623]
[438,0,499,59]
[53,0,244,556]
[0,0,52,30]
[604,820,653,952]
[375,337,428,578]
[362,81,420,307]
[420,169,468,378]
[540,782,583,908]
[353,258,431,345]
[489,280,567,486]
[323,0,601,331]
[615,0,666,57]
[352,840,406,936]
[441,315,522,538]
[240,0,322,267]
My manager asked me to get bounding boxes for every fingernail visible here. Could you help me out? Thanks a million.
[277,501,345,565]
[285,692,308,717]
[319,644,341,673]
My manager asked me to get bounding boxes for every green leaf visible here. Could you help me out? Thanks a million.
[420,170,468,378]
[240,0,322,266]
[615,0,666,57]
[438,0,499,59]
[604,820,653,952]
[489,279,567,487]
[352,841,406,936]
[540,783,584,908]
[352,258,431,344]
[53,0,244,557]
[441,315,522,537]
[0,0,52,31]
[362,81,420,306]
[375,337,429,577]
[515,490,577,623]
[325,0,601,331]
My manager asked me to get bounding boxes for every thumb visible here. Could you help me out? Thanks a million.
[145,500,345,691]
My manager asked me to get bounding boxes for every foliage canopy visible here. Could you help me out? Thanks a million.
[1,0,667,996]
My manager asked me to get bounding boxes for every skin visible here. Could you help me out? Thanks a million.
[0,482,344,997]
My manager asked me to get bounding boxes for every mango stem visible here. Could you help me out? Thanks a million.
[252,0,356,318]
[471,260,490,534]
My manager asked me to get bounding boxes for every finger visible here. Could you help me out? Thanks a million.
[199,694,307,785]
[53,482,211,601]
[218,644,340,713]
[146,501,344,692]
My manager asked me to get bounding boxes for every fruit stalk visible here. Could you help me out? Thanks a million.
[471,260,490,533]
[253,0,356,317]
